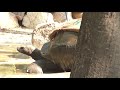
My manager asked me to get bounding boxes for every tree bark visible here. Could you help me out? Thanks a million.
[70,12,120,78]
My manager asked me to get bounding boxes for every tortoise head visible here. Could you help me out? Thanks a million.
[17,46,34,56]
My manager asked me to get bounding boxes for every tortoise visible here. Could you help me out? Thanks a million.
[41,28,79,71]
[17,47,64,74]
[17,19,81,74]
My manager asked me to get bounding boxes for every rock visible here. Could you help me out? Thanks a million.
[0,12,19,29]
[66,12,73,21]
[22,12,54,29]
[52,12,83,23]
[32,22,62,49]
[52,12,67,22]
[72,12,83,19]
[12,12,26,20]
[12,12,26,27]
[60,19,82,29]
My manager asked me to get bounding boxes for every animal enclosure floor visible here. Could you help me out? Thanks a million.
[0,27,70,78]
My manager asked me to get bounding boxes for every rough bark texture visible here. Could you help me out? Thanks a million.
[70,12,120,78]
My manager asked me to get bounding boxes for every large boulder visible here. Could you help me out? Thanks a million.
[0,12,19,29]
[22,12,54,29]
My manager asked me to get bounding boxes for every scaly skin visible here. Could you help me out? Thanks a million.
[17,46,64,73]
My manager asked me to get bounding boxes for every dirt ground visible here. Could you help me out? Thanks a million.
[0,27,70,78]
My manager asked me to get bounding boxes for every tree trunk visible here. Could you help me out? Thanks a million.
[70,12,120,78]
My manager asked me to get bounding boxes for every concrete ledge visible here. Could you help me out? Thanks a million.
[0,72,70,78]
